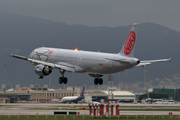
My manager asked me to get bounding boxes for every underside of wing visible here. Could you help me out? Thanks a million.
[29,59,76,72]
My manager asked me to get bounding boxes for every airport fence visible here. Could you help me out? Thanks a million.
[1,115,180,120]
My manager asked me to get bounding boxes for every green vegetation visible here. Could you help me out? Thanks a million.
[139,93,169,100]
[1,115,180,120]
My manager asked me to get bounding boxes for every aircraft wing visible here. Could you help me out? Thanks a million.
[10,54,75,72]
[137,58,171,67]
[10,54,28,61]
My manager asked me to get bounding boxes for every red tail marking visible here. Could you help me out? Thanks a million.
[124,31,136,55]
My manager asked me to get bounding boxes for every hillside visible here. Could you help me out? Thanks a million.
[0,12,179,91]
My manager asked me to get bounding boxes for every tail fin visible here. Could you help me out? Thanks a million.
[119,23,138,57]
[80,86,85,97]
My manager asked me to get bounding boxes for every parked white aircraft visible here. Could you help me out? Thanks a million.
[10,23,170,85]
[61,86,85,103]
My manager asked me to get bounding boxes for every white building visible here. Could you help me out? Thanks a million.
[85,90,135,103]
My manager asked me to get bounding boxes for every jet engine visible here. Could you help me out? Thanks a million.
[35,64,52,77]
[88,74,103,78]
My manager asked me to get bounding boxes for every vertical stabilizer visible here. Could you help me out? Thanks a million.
[80,86,85,97]
[119,23,138,57]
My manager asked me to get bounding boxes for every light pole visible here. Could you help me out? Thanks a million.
[4,65,7,94]
[49,74,51,88]
[143,70,147,93]
[147,65,149,99]
[73,73,74,96]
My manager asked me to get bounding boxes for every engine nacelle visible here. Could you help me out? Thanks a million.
[35,65,52,77]
[88,74,103,78]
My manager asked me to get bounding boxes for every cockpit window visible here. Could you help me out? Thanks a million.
[30,48,50,61]
[29,51,35,59]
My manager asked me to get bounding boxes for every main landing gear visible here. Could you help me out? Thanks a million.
[59,77,67,84]
[58,70,68,84]
[94,78,103,85]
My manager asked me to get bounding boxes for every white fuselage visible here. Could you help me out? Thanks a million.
[62,96,79,101]
[28,47,139,75]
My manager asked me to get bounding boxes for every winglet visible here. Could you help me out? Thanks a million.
[10,52,14,57]
[169,58,171,62]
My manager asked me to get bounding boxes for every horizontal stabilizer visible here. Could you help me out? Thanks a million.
[137,58,171,67]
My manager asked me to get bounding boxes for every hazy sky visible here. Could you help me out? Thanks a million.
[0,0,180,32]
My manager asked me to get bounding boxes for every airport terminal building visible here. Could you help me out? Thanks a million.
[0,86,135,103]
[0,86,81,103]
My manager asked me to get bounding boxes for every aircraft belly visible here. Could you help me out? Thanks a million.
[83,62,132,74]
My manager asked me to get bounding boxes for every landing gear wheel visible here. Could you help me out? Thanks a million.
[94,78,99,85]
[58,77,63,84]
[58,77,68,84]
[94,78,103,85]
[64,77,68,84]
[99,78,103,85]
[59,70,68,84]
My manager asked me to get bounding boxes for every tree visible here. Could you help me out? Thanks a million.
[139,93,169,100]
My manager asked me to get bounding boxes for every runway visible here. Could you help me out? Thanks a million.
[0,103,179,115]
[0,110,179,115]
[0,110,89,115]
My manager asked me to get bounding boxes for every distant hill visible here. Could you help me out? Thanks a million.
[0,12,179,91]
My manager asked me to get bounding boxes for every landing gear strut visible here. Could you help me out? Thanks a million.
[58,70,68,84]
[94,78,103,85]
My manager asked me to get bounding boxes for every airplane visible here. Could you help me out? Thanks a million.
[50,99,60,103]
[61,86,85,103]
[90,101,100,105]
[10,23,171,85]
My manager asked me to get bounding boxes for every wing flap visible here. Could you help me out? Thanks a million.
[28,59,55,67]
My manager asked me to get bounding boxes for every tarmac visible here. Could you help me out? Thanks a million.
[0,103,179,115]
